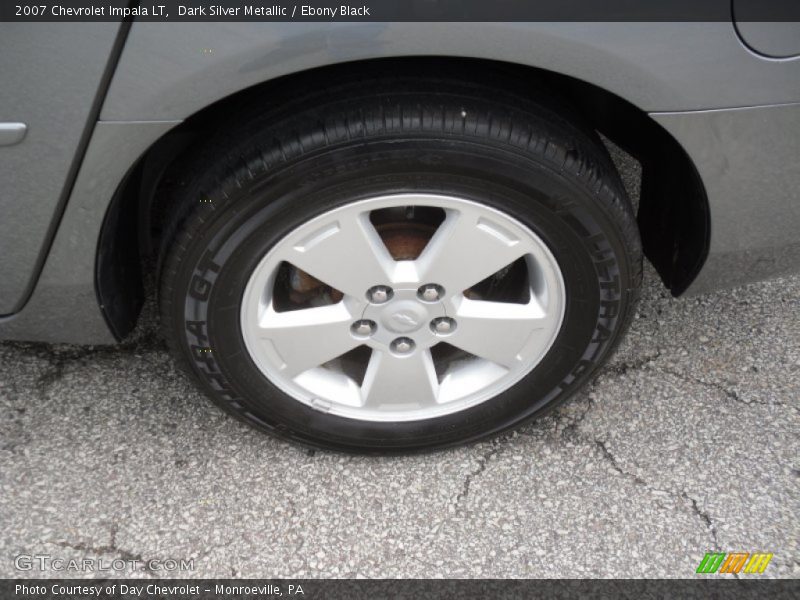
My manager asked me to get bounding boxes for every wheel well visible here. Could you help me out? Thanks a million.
[97,56,709,340]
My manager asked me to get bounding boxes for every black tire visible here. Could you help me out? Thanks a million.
[159,73,642,453]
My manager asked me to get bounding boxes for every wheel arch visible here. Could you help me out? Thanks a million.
[97,56,709,340]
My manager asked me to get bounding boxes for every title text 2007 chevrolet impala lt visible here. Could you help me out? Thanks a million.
[1,14,799,451]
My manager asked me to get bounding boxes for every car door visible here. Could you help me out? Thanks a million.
[0,22,122,314]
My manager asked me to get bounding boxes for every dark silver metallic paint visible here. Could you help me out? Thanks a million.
[0,23,120,315]
[0,121,178,344]
[101,23,800,118]
[653,103,800,294]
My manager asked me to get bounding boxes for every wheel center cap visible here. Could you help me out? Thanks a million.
[381,300,428,333]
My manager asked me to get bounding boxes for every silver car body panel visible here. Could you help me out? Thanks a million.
[0,23,121,315]
[0,21,799,343]
[0,120,178,344]
[733,22,800,58]
[653,103,800,295]
[102,22,800,118]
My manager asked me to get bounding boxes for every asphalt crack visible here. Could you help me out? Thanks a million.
[46,523,171,576]
[684,493,720,551]
[3,329,169,398]
[603,350,662,377]
[656,367,787,408]
[454,434,514,511]
[553,396,595,440]
[591,437,721,551]
[594,439,647,486]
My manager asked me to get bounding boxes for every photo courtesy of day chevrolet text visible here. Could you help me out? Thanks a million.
[15,583,306,597]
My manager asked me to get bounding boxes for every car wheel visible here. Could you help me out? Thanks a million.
[159,77,642,452]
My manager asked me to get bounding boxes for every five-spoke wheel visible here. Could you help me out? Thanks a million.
[240,194,565,421]
[159,74,641,451]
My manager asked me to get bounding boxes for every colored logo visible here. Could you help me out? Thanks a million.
[696,552,773,574]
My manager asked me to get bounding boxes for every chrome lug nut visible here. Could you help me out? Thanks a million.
[367,285,393,304]
[351,319,376,337]
[391,337,415,355]
[418,284,444,302]
[431,317,456,335]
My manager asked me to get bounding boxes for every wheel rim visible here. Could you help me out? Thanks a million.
[240,193,566,422]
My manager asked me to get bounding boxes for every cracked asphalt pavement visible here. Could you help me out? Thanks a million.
[1,153,799,579]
